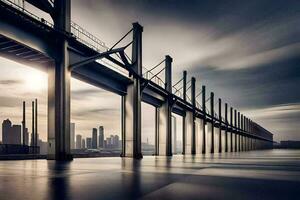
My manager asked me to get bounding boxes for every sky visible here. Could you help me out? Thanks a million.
[0,0,299,143]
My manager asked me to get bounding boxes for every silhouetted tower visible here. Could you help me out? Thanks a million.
[92,128,97,149]
[22,101,26,145]
[35,98,38,148]
[31,101,35,147]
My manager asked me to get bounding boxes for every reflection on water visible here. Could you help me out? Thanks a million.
[0,150,299,200]
[47,161,71,200]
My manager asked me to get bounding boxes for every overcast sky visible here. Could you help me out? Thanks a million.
[0,0,299,143]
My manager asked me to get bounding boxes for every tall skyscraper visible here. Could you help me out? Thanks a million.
[2,119,21,144]
[92,128,97,149]
[86,137,92,149]
[98,126,104,148]
[70,123,75,149]
[2,119,12,144]
[76,134,82,149]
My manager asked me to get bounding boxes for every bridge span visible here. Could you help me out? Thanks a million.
[0,0,273,160]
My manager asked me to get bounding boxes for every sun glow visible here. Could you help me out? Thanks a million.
[24,69,47,91]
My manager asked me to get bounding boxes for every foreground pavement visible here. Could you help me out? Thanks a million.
[0,149,299,200]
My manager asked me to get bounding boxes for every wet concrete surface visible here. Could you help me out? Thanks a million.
[0,149,299,200]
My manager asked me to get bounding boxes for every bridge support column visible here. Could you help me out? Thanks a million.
[218,98,222,153]
[210,92,214,154]
[202,86,206,154]
[225,103,228,152]
[121,23,143,159]
[191,78,196,155]
[196,118,204,154]
[230,107,233,152]
[47,0,72,160]
[238,112,241,152]
[234,110,238,152]
[157,56,173,156]
[184,111,193,154]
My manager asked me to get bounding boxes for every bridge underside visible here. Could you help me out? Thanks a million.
[0,0,273,160]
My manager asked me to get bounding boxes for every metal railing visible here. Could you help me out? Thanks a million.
[142,68,165,88]
[1,0,131,75]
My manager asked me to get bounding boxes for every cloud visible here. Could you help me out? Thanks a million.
[242,103,300,141]
[0,79,24,85]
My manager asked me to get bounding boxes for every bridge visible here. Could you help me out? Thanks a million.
[0,0,273,160]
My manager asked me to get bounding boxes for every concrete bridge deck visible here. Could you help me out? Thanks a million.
[0,149,299,200]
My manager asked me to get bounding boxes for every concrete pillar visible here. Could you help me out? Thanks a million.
[184,111,193,154]
[230,107,233,152]
[155,107,159,155]
[218,98,222,153]
[191,77,196,155]
[210,92,214,153]
[202,85,206,154]
[238,112,240,152]
[182,71,187,154]
[48,0,72,160]
[225,103,228,152]
[234,109,237,152]
[241,114,244,151]
[196,118,204,154]
[157,55,173,156]
[121,23,143,159]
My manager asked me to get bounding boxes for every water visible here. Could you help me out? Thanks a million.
[0,149,299,200]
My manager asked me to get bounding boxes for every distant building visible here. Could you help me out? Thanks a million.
[38,139,47,155]
[76,134,82,149]
[104,135,120,149]
[280,141,300,149]
[113,135,119,148]
[70,123,75,149]
[99,126,104,148]
[92,128,97,149]
[2,119,22,145]
[86,137,92,149]
[2,119,11,144]
[24,128,29,146]
[82,138,86,149]
[31,133,39,147]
